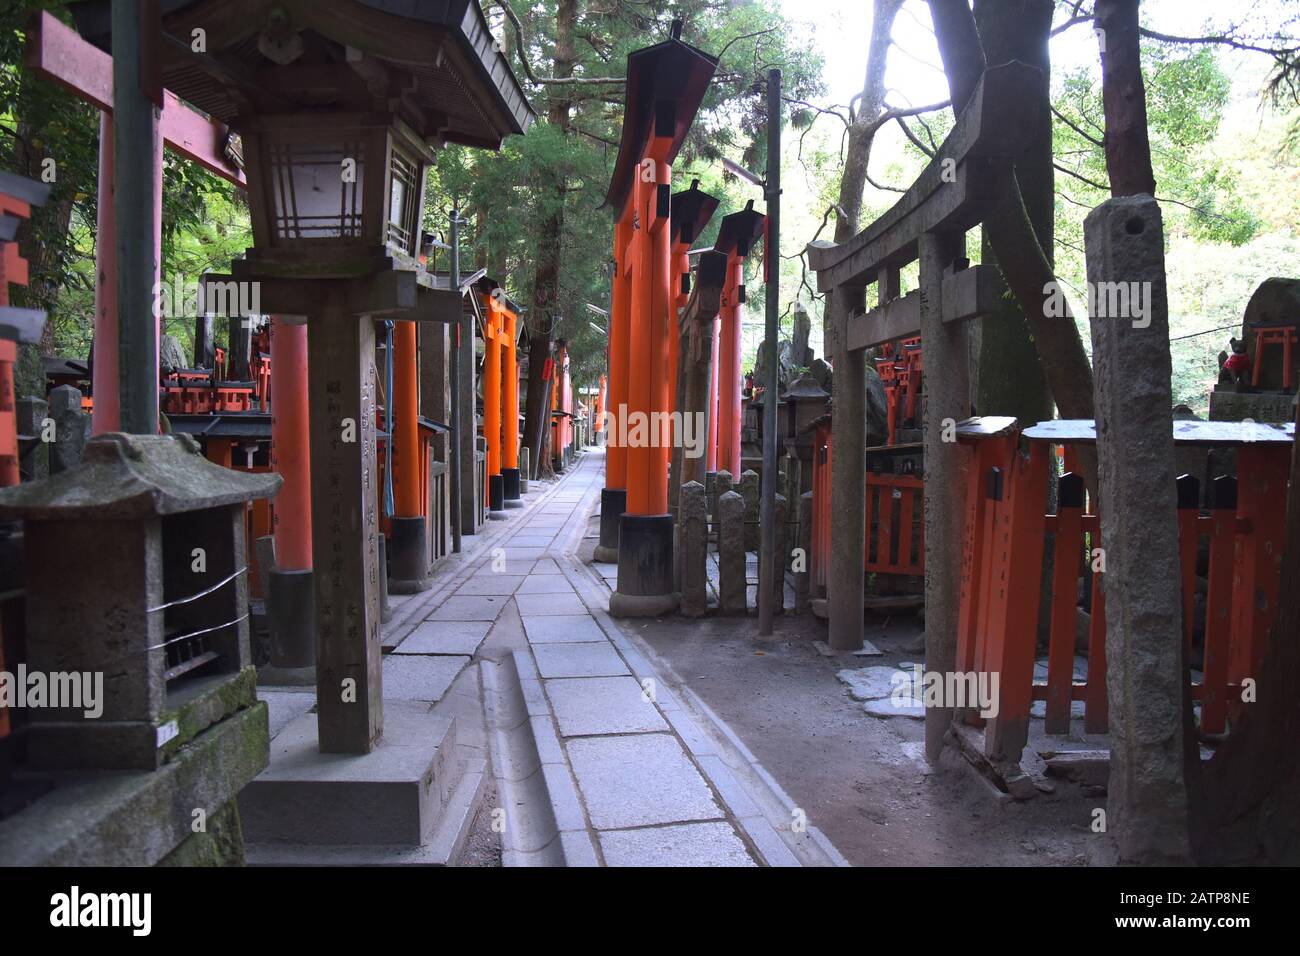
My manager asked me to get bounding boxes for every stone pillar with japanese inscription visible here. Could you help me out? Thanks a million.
[308,304,383,754]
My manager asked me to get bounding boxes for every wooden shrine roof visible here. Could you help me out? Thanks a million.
[69,0,534,149]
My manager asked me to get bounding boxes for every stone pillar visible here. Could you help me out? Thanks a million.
[194,312,215,368]
[718,489,747,614]
[795,490,813,611]
[1085,194,1189,863]
[712,469,733,528]
[226,315,251,381]
[828,285,867,651]
[679,480,708,617]
[308,306,382,754]
[919,234,969,760]
[48,385,86,474]
[739,469,759,552]
[16,396,48,481]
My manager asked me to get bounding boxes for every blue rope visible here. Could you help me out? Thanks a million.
[383,319,395,518]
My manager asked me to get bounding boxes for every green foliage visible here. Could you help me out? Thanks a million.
[1053,48,1259,257]
[425,0,824,388]
[0,0,248,368]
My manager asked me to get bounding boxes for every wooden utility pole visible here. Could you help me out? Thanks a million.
[758,69,782,635]
[111,0,161,434]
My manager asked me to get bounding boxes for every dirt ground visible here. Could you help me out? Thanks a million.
[636,609,1098,866]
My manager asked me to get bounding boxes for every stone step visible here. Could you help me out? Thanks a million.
[238,700,459,847]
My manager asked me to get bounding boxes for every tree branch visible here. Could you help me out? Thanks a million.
[492,0,625,85]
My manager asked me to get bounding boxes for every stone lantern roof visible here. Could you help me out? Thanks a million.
[0,432,281,521]
[785,374,829,403]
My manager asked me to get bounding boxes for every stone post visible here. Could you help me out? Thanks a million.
[679,480,708,617]
[1085,194,1189,863]
[795,490,813,611]
[739,469,759,551]
[828,285,867,651]
[918,235,969,760]
[712,469,733,531]
[718,489,747,613]
[48,385,86,474]
[16,396,48,481]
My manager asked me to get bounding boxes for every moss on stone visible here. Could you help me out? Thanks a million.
[158,800,246,867]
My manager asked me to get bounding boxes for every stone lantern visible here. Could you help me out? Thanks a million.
[0,433,280,771]
[69,0,533,754]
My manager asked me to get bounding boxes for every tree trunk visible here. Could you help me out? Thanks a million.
[927,0,1098,490]
[825,0,904,654]
[825,0,904,346]
[1094,0,1157,196]
[971,0,1053,426]
[520,0,577,478]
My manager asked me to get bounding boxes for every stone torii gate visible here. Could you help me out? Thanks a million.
[808,61,1040,757]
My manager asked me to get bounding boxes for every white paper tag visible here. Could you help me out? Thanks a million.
[156,720,180,748]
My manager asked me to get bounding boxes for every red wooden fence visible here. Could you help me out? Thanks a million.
[810,419,924,598]
[957,418,1292,763]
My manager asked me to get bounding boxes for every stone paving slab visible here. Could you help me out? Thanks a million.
[477,449,828,866]
[532,642,629,678]
[516,591,588,617]
[545,677,669,737]
[598,822,755,867]
[500,559,539,575]
[425,595,509,621]
[455,574,526,596]
[566,733,723,830]
[393,621,492,656]
[382,655,471,702]
[516,576,578,595]
[521,614,609,645]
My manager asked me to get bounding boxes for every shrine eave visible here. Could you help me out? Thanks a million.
[68,0,535,148]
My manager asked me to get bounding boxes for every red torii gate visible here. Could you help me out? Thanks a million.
[599,25,717,617]
[710,202,767,476]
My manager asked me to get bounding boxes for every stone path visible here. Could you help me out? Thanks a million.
[377,446,845,866]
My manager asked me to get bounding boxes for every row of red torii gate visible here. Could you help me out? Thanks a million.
[594,25,768,618]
